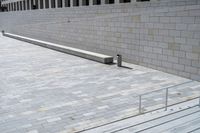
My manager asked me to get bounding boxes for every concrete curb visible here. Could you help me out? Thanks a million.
[3,32,114,64]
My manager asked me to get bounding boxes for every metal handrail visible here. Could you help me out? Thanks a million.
[138,96,200,115]
[77,81,200,133]
[138,81,200,114]
[139,80,193,96]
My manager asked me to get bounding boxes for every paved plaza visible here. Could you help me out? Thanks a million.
[0,35,200,133]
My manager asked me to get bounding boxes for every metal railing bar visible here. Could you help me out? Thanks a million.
[199,96,200,107]
[139,80,193,97]
[162,96,200,109]
[137,96,200,114]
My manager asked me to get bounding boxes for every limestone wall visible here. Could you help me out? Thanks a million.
[0,0,200,81]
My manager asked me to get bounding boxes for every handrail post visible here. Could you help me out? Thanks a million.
[199,96,200,107]
[139,95,142,114]
[165,88,168,111]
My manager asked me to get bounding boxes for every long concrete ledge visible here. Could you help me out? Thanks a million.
[3,32,114,64]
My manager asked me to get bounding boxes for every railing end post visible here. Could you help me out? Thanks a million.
[199,97,200,107]
[139,95,142,114]
[165,88,169,111]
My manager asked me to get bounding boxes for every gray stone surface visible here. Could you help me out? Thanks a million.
[0,35,200,133]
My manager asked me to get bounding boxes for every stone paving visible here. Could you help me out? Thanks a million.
[0,35,200,133]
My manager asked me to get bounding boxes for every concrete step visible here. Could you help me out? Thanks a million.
[188,128,200,133]
[116,106,200,133]
[82,99,199,133]
[109,106,200,133]
[162,117,200,133]
[138,107,200,133]
[3,32,114,64]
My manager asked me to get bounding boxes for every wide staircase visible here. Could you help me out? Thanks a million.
[83,101,200,133]
[110,105,200,133]
[82,81,200,133]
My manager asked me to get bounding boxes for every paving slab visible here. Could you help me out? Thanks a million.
[0,34,200,133]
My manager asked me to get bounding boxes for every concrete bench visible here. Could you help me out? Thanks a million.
[3,32,113,64]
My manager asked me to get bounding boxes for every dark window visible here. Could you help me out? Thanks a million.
[40,0,43,9]
[58,0,62,7]
[73,0,79,6]
[65,0,70,7]
[105,0,114,4]
[27,0,30,9]
[45,0,49,8]
[51,0,56,8]
[93,0,100,5]
[20,1,22,10]
[35,0,39,9]
[17,2,19,10]
[33,5,37,9]
[82,0,89,6]
[23,0,26,10]
[31,0,33,9]
[120,0,130,3]
[14,2,16,11]
[137,0,150,2]
[11,3,14,11]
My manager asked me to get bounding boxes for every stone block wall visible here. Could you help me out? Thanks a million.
[0,0,200,81]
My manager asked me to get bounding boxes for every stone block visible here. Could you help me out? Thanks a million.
[192,46,200,54]
[182,17,195,24]
[181,31,194,38]
[185,66,199,74]
[176,24,187,30]
[191,74,200,81]
[179,58,192,66]
[168,56,179,63]
[168,43,180,50]
[153,47,162,54]
[192,60,200,68]
[186,52,199,60]
[169,30,181,37]
[162,61,173,68]
[173,63,185,71]
[189,10,200,16]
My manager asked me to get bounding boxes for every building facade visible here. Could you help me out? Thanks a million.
[1,0,151,11]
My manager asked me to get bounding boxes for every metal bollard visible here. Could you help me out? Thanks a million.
[117,54,122,67]
[2,30,5,35]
